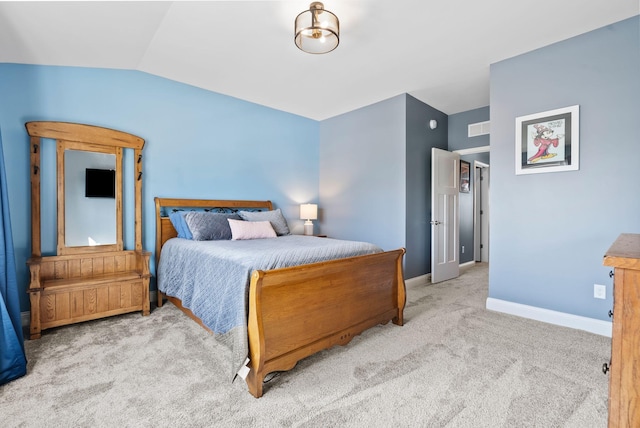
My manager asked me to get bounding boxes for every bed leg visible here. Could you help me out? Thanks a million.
[246,369,264,398]
[393,311,404,326]
[393,252,406,327]
[157,290,164,307]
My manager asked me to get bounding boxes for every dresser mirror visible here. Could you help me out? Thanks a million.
[58,142,123,255]
[63,149,118,248]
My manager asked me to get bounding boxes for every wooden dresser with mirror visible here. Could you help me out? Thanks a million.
[26,121,151,339]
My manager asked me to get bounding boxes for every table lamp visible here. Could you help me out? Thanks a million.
[300,203,318,235]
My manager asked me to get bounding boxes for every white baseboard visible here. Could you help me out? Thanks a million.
[406,274,430,287]
[406,262,476,288]
[486,297,612,338]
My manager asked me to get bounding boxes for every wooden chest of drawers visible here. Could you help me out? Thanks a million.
[603,233,640,427]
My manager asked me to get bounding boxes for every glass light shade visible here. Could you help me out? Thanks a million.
[294,2,339,54]
[300,203,318,220]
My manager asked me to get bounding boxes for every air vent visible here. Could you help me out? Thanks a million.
[468,121,490,137]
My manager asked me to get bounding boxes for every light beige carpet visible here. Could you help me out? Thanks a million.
[1,263,611,427]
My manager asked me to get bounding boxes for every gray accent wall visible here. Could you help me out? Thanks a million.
[448,107,490,151]
[489,16,640,321]
[405,95,448,277]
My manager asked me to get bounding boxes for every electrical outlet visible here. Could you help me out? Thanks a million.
[594,284,606,299]
[462,246,465,253]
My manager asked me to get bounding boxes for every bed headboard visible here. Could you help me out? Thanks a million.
[154,197,273,265]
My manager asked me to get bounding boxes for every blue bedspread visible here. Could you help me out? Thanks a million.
[157,235,382,379]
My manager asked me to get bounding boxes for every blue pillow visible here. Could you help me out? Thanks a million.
[238,208,290,236]
[169,212,193,239]
[183,212,242,241]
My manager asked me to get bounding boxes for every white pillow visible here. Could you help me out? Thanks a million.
[228,219,277,240]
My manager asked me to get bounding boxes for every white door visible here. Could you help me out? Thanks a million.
[431,148,460,283]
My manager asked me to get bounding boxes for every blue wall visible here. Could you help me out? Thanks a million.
[489,16,640,321]
[0,64,319,312]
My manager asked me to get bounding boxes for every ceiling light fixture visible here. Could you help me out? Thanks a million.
[294,2,339,54]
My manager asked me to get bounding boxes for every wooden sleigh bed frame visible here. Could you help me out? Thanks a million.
[154,197,406,398]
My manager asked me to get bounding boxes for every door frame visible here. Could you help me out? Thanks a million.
[473,161,489,262]
[453,145,490,265]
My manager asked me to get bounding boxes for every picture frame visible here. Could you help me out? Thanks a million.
[460,160,470,193]
[515,105,579,175]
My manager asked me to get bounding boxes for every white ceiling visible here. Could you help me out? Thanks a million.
[0,1,637,120]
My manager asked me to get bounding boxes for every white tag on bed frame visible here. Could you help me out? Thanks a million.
[237,358,251,380]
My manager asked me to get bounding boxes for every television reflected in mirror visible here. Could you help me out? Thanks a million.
[85,168,115,198]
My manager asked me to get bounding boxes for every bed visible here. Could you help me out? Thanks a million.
[154,197,406,397]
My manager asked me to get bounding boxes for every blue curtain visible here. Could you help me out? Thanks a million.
[0,129,27,385]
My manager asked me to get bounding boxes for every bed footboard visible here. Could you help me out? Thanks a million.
[245,248,406,398]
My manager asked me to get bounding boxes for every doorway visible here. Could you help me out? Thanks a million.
[473,162,489,262]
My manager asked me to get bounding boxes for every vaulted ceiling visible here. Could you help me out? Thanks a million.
[0,1,637,120]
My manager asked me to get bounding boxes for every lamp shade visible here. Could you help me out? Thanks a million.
[294,2,339,54]
[300,203,318,220]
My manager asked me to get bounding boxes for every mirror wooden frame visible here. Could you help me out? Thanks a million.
[27,121,144,256]
[58,141,122,255]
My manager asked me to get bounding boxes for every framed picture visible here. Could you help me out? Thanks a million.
[460,160,470,193]
[515,105,579,175]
